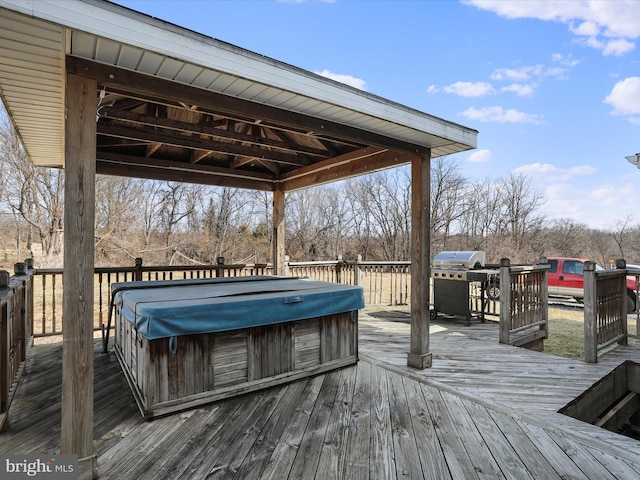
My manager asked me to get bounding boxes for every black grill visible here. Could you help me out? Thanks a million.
[431,251,493,325]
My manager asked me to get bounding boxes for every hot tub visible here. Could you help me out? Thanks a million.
[111,276,364,418]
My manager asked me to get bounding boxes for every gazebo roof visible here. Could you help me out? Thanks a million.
[0,0,476,192]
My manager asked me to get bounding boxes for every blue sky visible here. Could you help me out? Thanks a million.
[113,0,640,230]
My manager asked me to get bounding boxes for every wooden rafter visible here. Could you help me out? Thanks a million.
[66,56,427,191]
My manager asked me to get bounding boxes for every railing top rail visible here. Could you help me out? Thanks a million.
[594,269,628,279]
[359,261,411,266]
[34,264,251,275]
[288,261,343,266]
[509,264,549,273]
[137,264,248,272]
[0,267,35,305]
[31,267,64,274]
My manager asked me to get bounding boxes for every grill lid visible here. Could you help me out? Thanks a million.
[433,251,486,270]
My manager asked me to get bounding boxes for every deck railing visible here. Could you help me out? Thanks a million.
[287,258,412,306]
[33,259,271,338]
[0,261,34,430]
[583,260,628,363]
[499,258,549,350]
[28,256,502,339]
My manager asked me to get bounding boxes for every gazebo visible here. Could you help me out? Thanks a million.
[0,0,477,476]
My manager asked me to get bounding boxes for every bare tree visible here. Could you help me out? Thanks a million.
[94,175,146,263]
[537,218,588,258]
[496,173,543,260]
[345,178,377,260]
[352,170,411,261]
[609,214,633,261]
[317,185,356,259]
[157,182,202,262]
[286,187,335,260]
[430,156,467,251]
[0,114,64,265]
[202,186,255,263]
[139,180,167,251]
[455,179,503,257]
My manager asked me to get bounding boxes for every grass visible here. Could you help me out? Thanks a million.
[363,304,639,361]
[544,307,587,360]
[544,307,639,360]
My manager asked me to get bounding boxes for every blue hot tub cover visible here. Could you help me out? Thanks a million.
[112,276,365,340]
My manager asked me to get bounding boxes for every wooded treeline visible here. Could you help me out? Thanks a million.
[1,114,638,270]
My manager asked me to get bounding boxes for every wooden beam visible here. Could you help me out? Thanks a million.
[273,189,285,276]
[68,56,430,156]
[407,152,432,369]
[596,392,640,432]
[628,362,640,393]
[281,147,411,191]
[96,153,275,191]
[98,124,311,167]
[561,364,629,423]
[62,72,97,478]
[102,107,329,159]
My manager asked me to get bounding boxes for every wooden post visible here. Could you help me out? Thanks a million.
[407,152,432,369]
[61,72,97,478]
[24,259,34,342]
[355,254,362,286]
[283,255,290,277]
[273,188,285,276]
[584,260,597,363]
[540,258,550,340]
[216,256,224,278]
[14,265,27,366]
[134,257,143,281]
[1,289,8,431]
[499,258,511,345]
[615,259,628,345]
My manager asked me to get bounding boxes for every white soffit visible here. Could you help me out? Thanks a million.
[0,7,65,167]
[0,0,477,168]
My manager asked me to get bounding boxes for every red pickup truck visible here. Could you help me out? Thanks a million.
[543,257,638,312]
[486,257,639,312]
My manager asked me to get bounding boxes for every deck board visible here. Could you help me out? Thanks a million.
[1,311,640,479]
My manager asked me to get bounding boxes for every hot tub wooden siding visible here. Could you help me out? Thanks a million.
[114,310,358,418]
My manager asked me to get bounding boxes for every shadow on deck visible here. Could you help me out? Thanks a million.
[1,311,640,479]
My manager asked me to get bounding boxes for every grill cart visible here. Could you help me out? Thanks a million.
[431,251,497,325]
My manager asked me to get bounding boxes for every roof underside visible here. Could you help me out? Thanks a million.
[0,0,477,192]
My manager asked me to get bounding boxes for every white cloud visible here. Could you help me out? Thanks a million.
[461,106,543,124]
[491,67,534,81]
[501,83,536,96]
[314,70,367,90]
[512,162,597,181]
[428,81,495,97]
[468,149,492,163]
[465,0,640,56]
[552,53,580,68]
[541,181,636,228]
[604,77,640,115]
[602,38,635,56]
[431,55,573,101]
[571,20,600,37]
[491,64,569,82]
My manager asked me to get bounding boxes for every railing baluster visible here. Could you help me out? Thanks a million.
[40,274,46,335]
[98,272,104,329]
[51,273,57,334]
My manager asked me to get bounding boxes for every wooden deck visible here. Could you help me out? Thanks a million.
[2,310,640,479]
